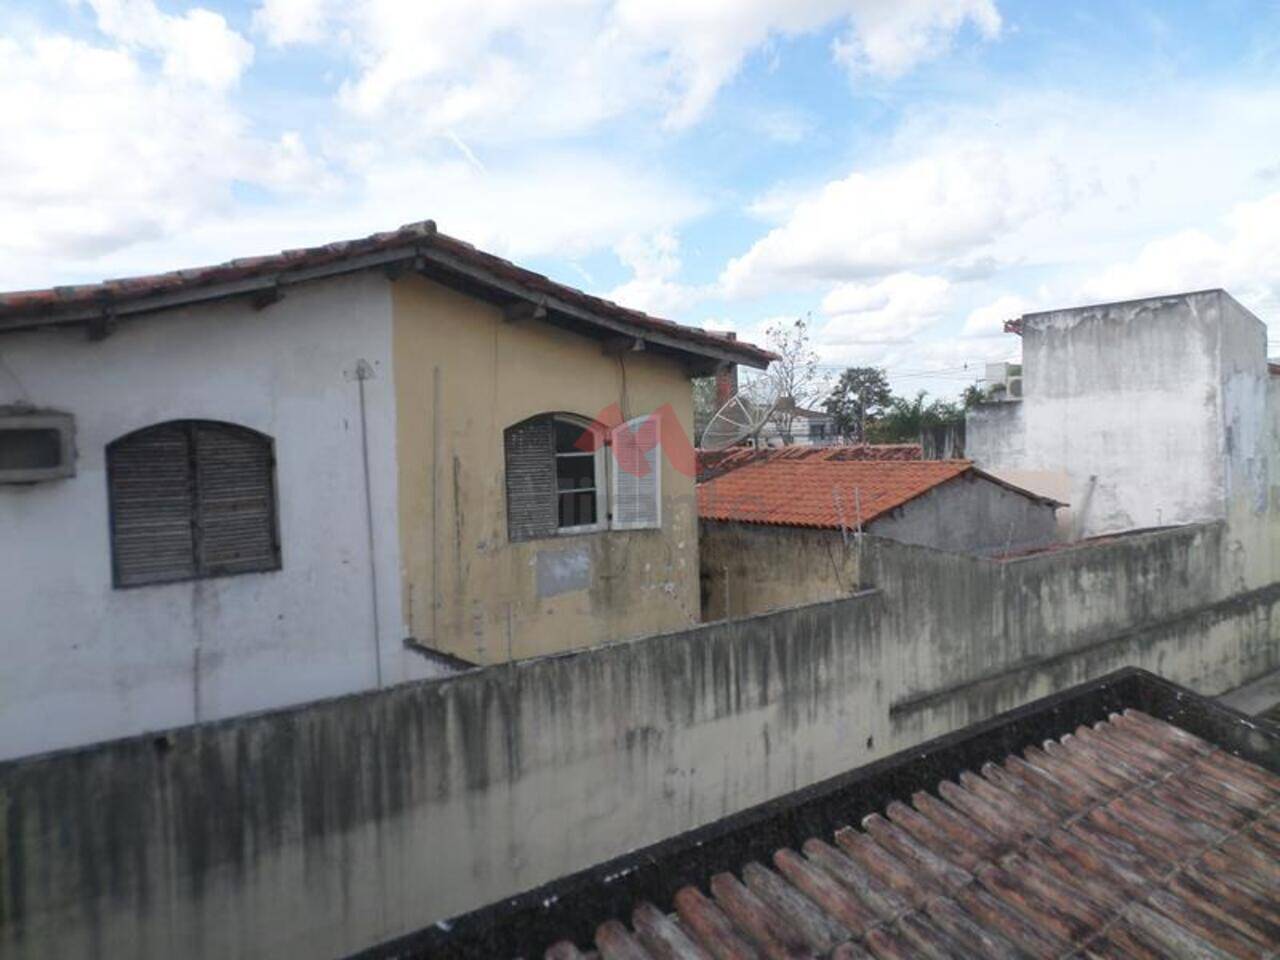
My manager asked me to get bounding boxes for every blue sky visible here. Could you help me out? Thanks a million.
[2,0,1278,397]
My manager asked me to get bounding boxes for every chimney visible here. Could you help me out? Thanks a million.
[715,333,738,407]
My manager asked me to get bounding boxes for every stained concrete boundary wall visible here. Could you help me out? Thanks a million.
[3,522,1278,960]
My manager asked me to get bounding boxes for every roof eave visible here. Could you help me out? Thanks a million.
[0,238,773,371]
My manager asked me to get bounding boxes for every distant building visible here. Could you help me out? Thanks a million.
[968,289,1279,543]
[697,451,1061,618]
[0,220,770,760]
[976,360,1023,401]
[756,400,837,446]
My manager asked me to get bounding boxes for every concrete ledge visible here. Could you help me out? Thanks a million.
[1219,666,1280,717]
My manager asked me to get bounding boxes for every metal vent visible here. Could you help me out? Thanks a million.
[0,408,75,482]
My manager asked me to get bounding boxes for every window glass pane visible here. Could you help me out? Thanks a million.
[556,451,596,490]
[555,419,596,453]
[0,428,61,470]
[558,490,597,527]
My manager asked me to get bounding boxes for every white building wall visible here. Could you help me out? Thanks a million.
[968,290,1273,543]
[0,273,441,761]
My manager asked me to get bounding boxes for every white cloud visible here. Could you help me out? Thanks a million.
[251,0,1002,137]
[79,0,253,90]
[833,0,1000,78]
[721,85,1280,300]
[961,294,1032,337]
[252,0,327,45]
[606,231,707,317]
[819,272,951,344]
[1080,191,1280,321]
[0,33,251,276]
[721,148,1022,297]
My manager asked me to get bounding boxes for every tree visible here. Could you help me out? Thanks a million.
[823,367,892,442]
[691,376,720,442]
[867,391,965,443]
[742,315,821,445]
[961,383,986,409]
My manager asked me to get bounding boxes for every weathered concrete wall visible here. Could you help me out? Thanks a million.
[969,290,1274,548]
[700,521,862,620]
[866,471,1058,555]
[700,473,1058,621]
[0,275,453,763]
[392,276,700,664]
[3,521,1277,960]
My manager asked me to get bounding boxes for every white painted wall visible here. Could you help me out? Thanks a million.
[0,273,447,761]
[757,412,834,446]
[968,290,1274,544]
[867,472,1058,555]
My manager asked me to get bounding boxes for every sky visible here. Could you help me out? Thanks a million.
[2,0,1279,398]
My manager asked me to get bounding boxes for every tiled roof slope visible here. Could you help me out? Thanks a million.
[699,459,976,528]
[0,221,774,367]
[695,445,922,483]
[531,709,1280,960]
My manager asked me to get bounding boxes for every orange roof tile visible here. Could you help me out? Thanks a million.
[698,459,976,529]
[696,444,922,482]
[0,220,774,367]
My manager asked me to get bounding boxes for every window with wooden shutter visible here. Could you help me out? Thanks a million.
[504,416,557,542]
[610,415,661,530]
[505,414,607,541]
[107,421,280,587]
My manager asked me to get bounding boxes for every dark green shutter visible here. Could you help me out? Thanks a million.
[195,424,279,575]
[107,421,280,587]
[108,424,197,586]
[504,416,556,542]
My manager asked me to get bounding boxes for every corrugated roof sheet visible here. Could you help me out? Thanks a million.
[526,709,1280,959]
[698,459,978,529]
[0,220,774,367]
[695,445,922,483]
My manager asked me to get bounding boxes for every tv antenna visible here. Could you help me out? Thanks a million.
[699,384,780,450]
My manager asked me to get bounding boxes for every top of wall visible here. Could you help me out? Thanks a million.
[1018,288,1268,400]
[0,220,772,373]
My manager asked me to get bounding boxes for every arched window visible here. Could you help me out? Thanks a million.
[503,412,662,542]
[106,420,281,587]
[504,413,606,541]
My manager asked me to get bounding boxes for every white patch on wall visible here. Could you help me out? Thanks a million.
[535,544,592,598]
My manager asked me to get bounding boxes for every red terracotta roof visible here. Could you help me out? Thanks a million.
[699,458,985,529]
[0,220,773,367]
[531,709,1280,959]
[696,444,922,483]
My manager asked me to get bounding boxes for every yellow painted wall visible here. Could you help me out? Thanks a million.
[392,275,699,663]
[700,520,862,620]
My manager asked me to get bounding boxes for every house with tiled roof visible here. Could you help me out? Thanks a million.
[697,449,1061,619]
[366,667,1280,960]
[0,220,771,761]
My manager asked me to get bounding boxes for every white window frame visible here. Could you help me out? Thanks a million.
[553,414,608,535]
[609,414,662,532]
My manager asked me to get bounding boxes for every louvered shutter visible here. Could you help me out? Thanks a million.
[610,415,661,530]
[195,424,279,575]
[505,416,557,541]
[108,424,197,586]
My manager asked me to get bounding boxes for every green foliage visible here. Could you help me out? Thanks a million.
[867,391,965,443]
[822,366,892,442]
[823,367,976,443]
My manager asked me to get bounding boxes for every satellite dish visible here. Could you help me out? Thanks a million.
[700,386,780,450]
